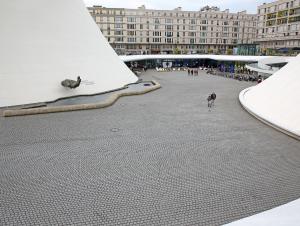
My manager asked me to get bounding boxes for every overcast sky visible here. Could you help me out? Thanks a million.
[83,0,274,14]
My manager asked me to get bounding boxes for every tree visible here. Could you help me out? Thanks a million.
[182,49,188,54]
[227,49,233,55]
[173,47,181,54]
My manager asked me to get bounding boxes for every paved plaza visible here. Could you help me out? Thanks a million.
[0,71,300,225]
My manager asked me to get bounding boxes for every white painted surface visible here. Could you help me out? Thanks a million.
[0,0,137,107]
[240,54,300,137]
[225,199,300,226]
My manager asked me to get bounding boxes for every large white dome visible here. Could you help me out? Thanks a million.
[0,0,137,107]
[240,54,300,138]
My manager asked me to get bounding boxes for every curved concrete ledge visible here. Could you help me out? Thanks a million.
[3,81,161,117]
[245,63,277,75]
[239,87,300,141]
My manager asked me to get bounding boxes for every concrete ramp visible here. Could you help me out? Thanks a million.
[0,0,137,107]
[240,54,300,139]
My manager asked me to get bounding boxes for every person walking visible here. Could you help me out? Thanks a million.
[207,92,217,109]
[257,75,263,84]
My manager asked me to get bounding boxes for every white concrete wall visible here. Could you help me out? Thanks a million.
[0,0,137,107]
[240,54,300,138]
[225,199,300,226]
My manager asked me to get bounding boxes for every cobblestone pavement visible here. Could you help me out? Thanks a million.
[0,71,299,225]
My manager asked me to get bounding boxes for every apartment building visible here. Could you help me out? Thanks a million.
[88,5,257,55]
[257,0,300,54]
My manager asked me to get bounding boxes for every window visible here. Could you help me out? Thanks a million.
[115,37,123,42]
[153,31,161,36]
[166,31,173,37]
[127,24,136,29]
[127,17,136,23]
[115,30,123,35]
[166,38,173,43]
[115,17,123,23]
[115,23,123,29]
[128,37,136,42]
[166,18,173,24]
[165,25,173,30]
[128,31,136,36]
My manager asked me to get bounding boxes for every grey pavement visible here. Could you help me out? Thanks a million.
[0,71,300,225]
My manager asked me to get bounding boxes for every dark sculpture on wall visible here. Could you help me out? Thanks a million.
[61,76,81,89]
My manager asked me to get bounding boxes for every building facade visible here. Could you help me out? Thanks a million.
[256,0,300,54]
[88,5,257,55]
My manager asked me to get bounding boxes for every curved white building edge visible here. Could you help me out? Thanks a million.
[0,0,138,108]
[239,54,300,139]
[225,198,300,226]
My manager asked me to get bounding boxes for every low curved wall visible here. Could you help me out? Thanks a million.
[3,81,161,117]
[239,88,300,140]
[239,54,300,140]
[245,63,277,75]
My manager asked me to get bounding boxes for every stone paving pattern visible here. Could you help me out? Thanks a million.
[0,71,300,225]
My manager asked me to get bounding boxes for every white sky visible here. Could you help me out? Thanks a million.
[83,0,275,14]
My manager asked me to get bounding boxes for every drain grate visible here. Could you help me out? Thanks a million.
[110,128,120,132]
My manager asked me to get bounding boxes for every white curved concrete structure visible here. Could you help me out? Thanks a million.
[246,56,293,76]
[258,56,291,68]
[225,199,300,226]
[0,0,137,108]
[240,54,300,139]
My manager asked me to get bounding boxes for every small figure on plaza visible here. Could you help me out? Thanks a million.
[61,76,81,89]
[257,75,263,84]
[207,92,217,108]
